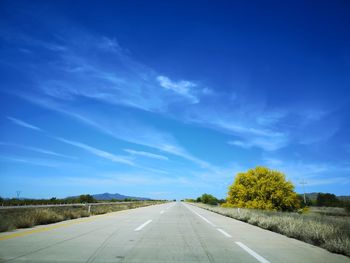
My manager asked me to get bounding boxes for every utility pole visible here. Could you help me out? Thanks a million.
[16,190,21,199]
[300,180,307,205]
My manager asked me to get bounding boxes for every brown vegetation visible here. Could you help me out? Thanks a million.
[193,203,350,257]
[0,201,163,232]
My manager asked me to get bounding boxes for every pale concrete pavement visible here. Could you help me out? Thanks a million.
[0,202,348,263]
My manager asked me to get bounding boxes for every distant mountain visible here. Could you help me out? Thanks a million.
[92,192,151,201]
[305,192,350,201]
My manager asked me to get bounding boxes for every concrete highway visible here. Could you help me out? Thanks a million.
[0,202,348,263]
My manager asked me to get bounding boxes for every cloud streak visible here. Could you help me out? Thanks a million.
[156,75,199,103]
[0,142,76,159]
[21,95,214,169]
[0,156,62,168]
[262,156,350,187]
[124,149,169,160]
[55,137,134,166]
[228,135,287,151]
[6,116,42,131]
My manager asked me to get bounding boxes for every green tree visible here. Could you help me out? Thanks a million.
[78,194,95,203]
[316,193,340,207]
[225,166,300,211]
[200,193,218,205]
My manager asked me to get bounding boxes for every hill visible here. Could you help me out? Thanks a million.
[91,192,151,201]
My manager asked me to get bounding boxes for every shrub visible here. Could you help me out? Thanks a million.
[62,210,81,219]
[33,209,64,224]
[78,194,96,203]
[0,219,14,232]
[15,215,36,228]
[199,194,219,205]
[316,193,340,207]
[225,166,300,211]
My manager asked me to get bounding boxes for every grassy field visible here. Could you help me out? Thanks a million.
[308,206,349,217]
[192,203,350,257]
[0,201,163,232]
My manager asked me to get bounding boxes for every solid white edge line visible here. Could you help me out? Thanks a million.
[183,203,216,227]
[235,242,271,263]
[134,219,152,231]
[217,228,232,238]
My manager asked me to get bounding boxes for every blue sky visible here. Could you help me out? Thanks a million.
[0,0,350,199]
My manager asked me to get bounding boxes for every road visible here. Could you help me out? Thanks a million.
[0,202,348,263]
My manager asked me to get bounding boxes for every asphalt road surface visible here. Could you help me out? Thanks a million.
[0,202,348,263]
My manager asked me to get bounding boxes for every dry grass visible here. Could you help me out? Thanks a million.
[193,203,350,257]
[309,206,349,217]
[0,201,163,232]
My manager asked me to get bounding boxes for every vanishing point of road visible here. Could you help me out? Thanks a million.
[0,202,348,263]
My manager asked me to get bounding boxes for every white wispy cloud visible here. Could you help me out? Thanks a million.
[0,142,76,159]
[98,37,123,53]
[8,31,290,152]
[185,104,291,151]
[228,140,252,149]
[6,116,42,131]
[256,111,287,126]
[305,177,350,186]
[0,156,61,168]
[3,115,172,173]
[23,34,202,112]
[156,75,199,103]
[261,156,350,188]
[124,149,168,160]
[228,135,288,151]
[8,29,335,154]
[21,95,214,169]
[67,112,214,169]
[55,137,134,166]
[33,174,170,188]
[62,172,216,188]
[261,157,284,166]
